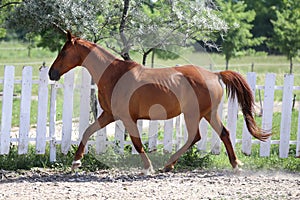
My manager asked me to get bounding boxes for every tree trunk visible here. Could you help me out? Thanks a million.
[142,54,147,66]
[119,0,131,61]
[289,57,293,74]
[142,48,153,66]
[121,53,132,61]
[151,49,155,68]
[225,59,229,70]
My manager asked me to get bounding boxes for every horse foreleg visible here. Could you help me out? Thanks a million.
[72,111,114,170]
[163,115,201,172]
[123,120,154,175]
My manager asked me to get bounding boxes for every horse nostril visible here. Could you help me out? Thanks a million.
[49,68,61,81]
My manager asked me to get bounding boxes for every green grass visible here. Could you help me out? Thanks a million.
[0,41,56,77]
[0,143,299,172]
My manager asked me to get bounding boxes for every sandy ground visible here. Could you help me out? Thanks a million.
[1,168,299,200]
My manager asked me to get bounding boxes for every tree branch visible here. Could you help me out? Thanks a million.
[51,22,67,35]
[105,42,122,55]
[119,0,132,60]
[0,1,20,9]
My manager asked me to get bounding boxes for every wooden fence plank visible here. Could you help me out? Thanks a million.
[95,103,106,154]
[211,94,223,154]
[148,120,159,152]
[227,94,238,148]
[175,115,183,151]
[79,68,91,139]
[260,73,276,157]
[197,119,208,151]
[18,66,33,154]
[36,66,49,154]
[296,101,300,157]
[0,66,15,155]
[164,118,173,153]
[49,83,58,162]
[279,74,294,158]
[115,120,125,154]
[61,70,75,154]
[242,72,256,155]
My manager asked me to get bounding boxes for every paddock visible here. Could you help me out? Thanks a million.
[1,168,300,199]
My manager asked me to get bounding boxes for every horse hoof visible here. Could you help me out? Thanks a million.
[163,165,174,173]
[236,159,244,166]
[141,165,154,175]
[71,160,82,170]
[233,166,242,174]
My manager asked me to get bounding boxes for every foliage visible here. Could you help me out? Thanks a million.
[6,0,227,64]
[0,0,21,39]
[215,0,264,70]
[130,0,227,65]
[7,0,112,50]
[175,147,212,170]
[268,0,300,73]
[243,0,285,52]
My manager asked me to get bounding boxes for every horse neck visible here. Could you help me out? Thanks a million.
[78,41,119,83]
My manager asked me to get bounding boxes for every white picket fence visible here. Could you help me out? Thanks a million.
[0,65,300,162]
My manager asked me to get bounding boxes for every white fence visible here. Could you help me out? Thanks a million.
[0,65,300,161]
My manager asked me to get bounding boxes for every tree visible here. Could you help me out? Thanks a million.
[243,0,284,52]
[114,0,227,66]
[216,0,264,70]
[0,0,21,39]
[268,0,300,74]
[6,0,227,65]
[7,0,113,50]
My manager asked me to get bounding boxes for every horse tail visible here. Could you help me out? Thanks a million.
[217,70,271,141]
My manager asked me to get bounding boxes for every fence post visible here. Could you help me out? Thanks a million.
[296,101,300,157]
[61,70,75,154]
[164,118,173,153]
[260,73,276,157]
[175,115,183,151]
[49,83,58,162]
[36,66,49,154]
[0,66,15,155]
[18,66,33,154]
[95,103,107,154]
[211,94,223,154]
[227,93,238,148]
[79,68,91,140]
[148,120,159,152]
[115,120,125,154]
[279,74,294,158]
[242,72,256,155]
[296,101,300,158]
[197,119,208,151]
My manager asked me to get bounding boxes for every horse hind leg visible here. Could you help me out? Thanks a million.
[205,111,243,171]
[163,114,201,172]
[123,120,154,175]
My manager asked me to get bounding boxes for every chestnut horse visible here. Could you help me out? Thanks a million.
[49,31,270,174]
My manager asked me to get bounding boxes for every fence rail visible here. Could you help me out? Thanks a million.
[0,65,300,161]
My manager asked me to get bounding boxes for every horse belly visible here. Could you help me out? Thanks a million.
[129,85,182,120]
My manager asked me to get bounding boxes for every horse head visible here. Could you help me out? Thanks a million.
[49,31,82,81]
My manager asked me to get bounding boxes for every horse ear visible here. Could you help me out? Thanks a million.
[66,30,73,42]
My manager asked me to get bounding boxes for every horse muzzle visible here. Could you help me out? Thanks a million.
[48,68,61,81]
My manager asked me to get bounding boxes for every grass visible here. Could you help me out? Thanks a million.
[0,143,299,172]
[0,40,300,172]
